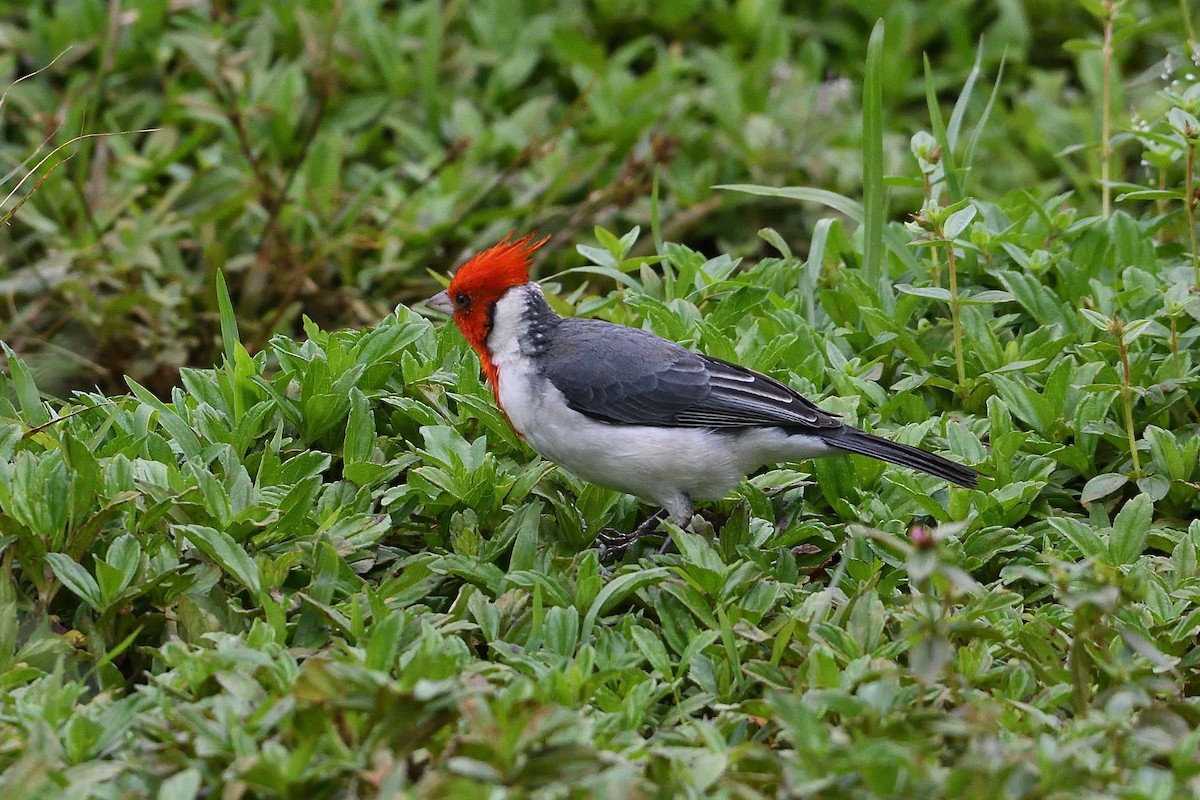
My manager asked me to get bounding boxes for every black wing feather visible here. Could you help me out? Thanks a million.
[538,318,840,431]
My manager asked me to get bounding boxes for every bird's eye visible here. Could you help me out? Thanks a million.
[455,292,471,309]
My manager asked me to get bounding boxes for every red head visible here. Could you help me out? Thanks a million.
[431,233,549,353]
[427,233,549,396]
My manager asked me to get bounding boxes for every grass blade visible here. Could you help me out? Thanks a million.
[947,40,985,151]
[862,20,886,292]
[924,53,963,202]
[215,270,239,367]
[963,49,1008,194]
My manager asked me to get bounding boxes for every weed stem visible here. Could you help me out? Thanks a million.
[1101,0,1115,219]
[946,241,966,391]
[1114,318,1141,476]
[1189,141,1200,289]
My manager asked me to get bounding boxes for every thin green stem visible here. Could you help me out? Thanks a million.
[1100,0,1115,219]
[1190,140,1200,289]
[1114,318,1141,476]
[946,242,966,390]
[1171,316,1182,377]
[1181,0,1197,50]
[1156,167,1168,223]
[1170,316,1200,422]
[1069,608,1093,713]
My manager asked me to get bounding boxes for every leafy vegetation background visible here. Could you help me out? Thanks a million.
[2,1,1200,797]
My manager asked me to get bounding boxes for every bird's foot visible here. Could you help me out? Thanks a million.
[597,510,669,559]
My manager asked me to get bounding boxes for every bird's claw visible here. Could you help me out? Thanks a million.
[597,527,640,559]
[596,511,671,559]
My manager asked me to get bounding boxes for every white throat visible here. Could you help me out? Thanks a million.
[485,284,535,364]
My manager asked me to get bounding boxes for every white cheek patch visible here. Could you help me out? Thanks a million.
[485,287,532,370]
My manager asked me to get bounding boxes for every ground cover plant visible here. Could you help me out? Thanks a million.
[2,1,1200,798]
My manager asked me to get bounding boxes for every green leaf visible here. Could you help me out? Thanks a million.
[1143,426,1185,479]
[593,226,622,258]
[576,244,617,269]
[507,502,541,573]
[995,270,1073,330]
[617,226,641,256]
[294,541,343,647]
[1048,517,1107,561]
[99,534,139,601]
[803,217,838,322]
[960,289,1015,305]
[1110,494,1152,566]
[2,343,49,427]
[157,767,202,800]
[943,204,977,239]
[215,270,240,367]
[990,374,1050,432]
[1168,107,1200,138]
[1116,188,1183,202]
[758,227,792,259]
[1080,308,1111,331]
[946,40,985,152]
[175,524,261,594]
[630,624,673,678]
[125,378,203,460]
[343,388,375,470]
[715,185,918,271]
[552,265,643,290]
[580,567,669,641]
[1081,473,1128,503]
[45,553,102,611]
[923,53,962,201]
[896,284,952,302]
[963,48,1007,192]
[1136,473,1171,502]
[717,183,863,220]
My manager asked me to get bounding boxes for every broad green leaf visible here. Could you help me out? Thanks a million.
[1144,426,1186,480]
[2,344,49,427]
[1110,494,1152,565]
[125,378,203,459]
[344,388,375,471]
[943,204,977,239]
[580,567,669,641]
[1048,518,1106,561]
[175,524,261,595]
[1079,308,1111,332]
[1081,472,1127,503]
[576,244,617,269]
[157,767,202,800]
[507,502,541,572]
[896,284,952,302]
[45,553,102,611]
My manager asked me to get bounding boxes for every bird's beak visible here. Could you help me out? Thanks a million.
[426,289,455,316]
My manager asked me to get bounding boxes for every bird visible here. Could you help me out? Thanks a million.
[427,233,979,549]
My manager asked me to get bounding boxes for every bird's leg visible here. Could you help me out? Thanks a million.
[597,509,668,556]
[658,494,695,553]
[597,494,694,558]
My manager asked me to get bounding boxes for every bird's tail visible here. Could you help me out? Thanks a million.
[819,426,979,488]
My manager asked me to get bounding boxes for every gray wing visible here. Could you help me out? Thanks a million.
[538,318,841,431]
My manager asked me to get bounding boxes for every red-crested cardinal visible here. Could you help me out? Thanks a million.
[428,234,978,544]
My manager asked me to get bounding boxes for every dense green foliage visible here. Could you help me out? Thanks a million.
[0,0,1170,394]
[3,1,1200,798]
